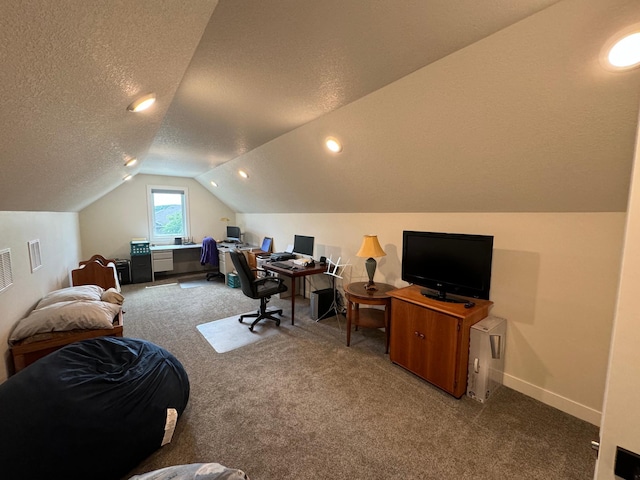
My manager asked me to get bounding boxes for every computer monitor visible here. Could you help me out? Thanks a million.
[226,226,241,242]
[293,235,314,257]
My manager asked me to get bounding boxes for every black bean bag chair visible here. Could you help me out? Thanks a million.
[0,337,190,480]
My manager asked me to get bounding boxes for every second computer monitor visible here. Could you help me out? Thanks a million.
[293,235,314,257]
[226,226,241,242]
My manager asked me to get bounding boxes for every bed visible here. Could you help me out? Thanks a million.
[9,254,124,373]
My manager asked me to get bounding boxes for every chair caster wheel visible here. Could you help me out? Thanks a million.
[276,320,281,327]
[249,326,254,332]
[238,318,242,323]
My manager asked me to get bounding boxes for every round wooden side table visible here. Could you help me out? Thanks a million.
[344,281,395,353]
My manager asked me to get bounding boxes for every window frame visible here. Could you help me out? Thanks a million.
[147,185,191,243]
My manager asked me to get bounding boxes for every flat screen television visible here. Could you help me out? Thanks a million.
[226,226,241,242]
[293,235,314,257]
[402,231,494,301]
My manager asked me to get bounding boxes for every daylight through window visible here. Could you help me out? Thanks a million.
[147,186,190,242]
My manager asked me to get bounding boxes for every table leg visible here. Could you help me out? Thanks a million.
[290,275,296,325]
[346,297,352,346]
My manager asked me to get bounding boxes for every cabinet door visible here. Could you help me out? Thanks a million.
[390,299,460,394]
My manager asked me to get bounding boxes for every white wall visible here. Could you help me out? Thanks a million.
[239,211,625,425]
[0,211,81,380]
[595,112,640,479]
[79,174,236,259]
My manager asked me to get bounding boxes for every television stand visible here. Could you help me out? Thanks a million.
[390,285,493,397]
[420,289,466,304]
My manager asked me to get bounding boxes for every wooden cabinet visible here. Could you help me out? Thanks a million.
[389,285,492,398]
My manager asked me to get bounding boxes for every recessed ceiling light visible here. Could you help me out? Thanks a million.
[325,137,342,153]
[210,180,218,187]
[123,174,133,181]
[238,170,248,179]
[124,157,137,167]
[608,32,640,69]
[127,93,156,112]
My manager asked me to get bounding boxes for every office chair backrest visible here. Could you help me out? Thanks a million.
[229,250,256,299]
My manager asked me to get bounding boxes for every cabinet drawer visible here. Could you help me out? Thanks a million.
[153,258,173,272]
[152,250,173,260]
[152,250,173,272]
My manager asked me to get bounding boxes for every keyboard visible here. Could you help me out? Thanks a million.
[270,261,295,269]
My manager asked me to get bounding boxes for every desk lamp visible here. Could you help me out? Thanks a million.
[356,235,386,291]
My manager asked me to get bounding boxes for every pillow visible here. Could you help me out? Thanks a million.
[35,285,104,309]
[9,300,120,345]
[101,287,124,305]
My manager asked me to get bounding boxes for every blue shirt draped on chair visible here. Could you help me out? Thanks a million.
[200,237,219,267]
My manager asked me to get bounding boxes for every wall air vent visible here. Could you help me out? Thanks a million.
[0,248,13,294]
[28,239,42,273]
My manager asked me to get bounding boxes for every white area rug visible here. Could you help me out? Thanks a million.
[197,314,282,353]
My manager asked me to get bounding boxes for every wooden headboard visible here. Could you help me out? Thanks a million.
[71,255,119,291]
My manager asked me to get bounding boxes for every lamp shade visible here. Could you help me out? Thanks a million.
[356,235,386,258]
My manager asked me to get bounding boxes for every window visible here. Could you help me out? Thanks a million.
[147,186,190,242]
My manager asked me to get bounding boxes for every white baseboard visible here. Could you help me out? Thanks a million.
[503,373,601,426]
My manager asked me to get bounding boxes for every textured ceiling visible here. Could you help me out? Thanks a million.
[0,0,639,213]
[198,0,640,213]
[141,0,563,177]
[0,0,218,212]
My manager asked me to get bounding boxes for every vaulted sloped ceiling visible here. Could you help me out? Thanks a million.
[0,0,639,213]
[0,0,218,212]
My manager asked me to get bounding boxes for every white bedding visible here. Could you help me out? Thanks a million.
[9,286,123,346]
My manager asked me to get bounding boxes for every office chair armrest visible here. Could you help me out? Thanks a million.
[251,267,272,278]
[254,276,285,288]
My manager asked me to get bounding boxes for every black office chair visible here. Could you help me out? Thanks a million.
[229,250,288,331]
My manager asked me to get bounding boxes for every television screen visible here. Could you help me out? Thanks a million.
[293,235,314,257]
[226,226,241,241]
[402,231,493,301]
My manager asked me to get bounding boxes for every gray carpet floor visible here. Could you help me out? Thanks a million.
[121,274,599,480]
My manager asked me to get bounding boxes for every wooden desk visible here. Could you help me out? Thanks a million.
[261,262,328,325]
[344,282,395,353]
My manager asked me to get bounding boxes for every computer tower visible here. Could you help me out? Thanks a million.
[311,288,334,320]
[467,316,506,403]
